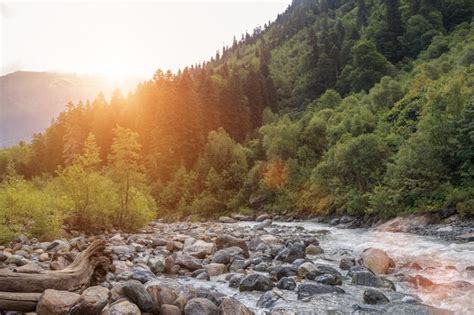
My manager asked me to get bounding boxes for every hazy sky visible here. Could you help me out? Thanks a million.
[1,1,291,80]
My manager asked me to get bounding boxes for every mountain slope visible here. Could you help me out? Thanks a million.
[0,71,137,147]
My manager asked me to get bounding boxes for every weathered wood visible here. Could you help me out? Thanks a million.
[0,240,111,293]
[0,292,41,312]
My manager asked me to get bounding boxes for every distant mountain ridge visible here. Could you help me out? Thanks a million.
[0,71,138,147]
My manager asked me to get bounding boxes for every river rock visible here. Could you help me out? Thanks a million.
[229,274,244,288]
[216,235,249,258]
[256,291,280,309]
[211,249,231,264]
[184,297,218,315]
[36,289,80,315]
[148,256,166,274]
[103,299,141,315]
[70,286,109,315]
[363,288,390,304]
[5,254,28,266]
[275,242,306,263]
[277,277,296,290]
[122,280,154,313]
[183,239,216,258]
[359,248,394,274]
[220,296,254,315]
[297,262,318,278]
[175,253,203,271]
[229,258,250,272]
[204,263,227,276]
[297,284,344,300]
[219,216,237,223]
[351,271,395,290]
[339,257,356,270]
[313,273,342,285]
[254,219,272,230]
[131,265,156,283]
[239,274,274,292]
[162,304,181,315]
[305,244,323,255]
[274,266,297,279]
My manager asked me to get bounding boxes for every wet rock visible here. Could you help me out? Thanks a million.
[382,302,454,314]
[131,265,156,283]
[457,232,474,242]
[175,253,203,271]
[162,304,181,315]
[313,273,342,285]
[184,297,218,315]
[296,283,344,300]
[239,274,274,292]
[254,262,268,272]
[274,265,297,280]
[204,263,227,276]
[228,274,244,288]
[196,272,210,280]
[276,277,296,290]
[254,219,272,230]
[220,296,254,315]
[36,289,80,315]
[276,242,306,263]
[363,289,390,305]
[305,244,323,255]
[122,280,154,313]
[70,286,109,315]
[103,299,141,315]
[339,257,355,270]
[183,239,216,258]
[351,271,395,290]
[256,291,280,309]
[216,235,249,258]
[359,248,394,274]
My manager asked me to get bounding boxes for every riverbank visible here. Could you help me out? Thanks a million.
[1,219,472,314]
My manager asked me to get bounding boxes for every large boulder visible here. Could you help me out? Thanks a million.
[122,280,155,313]
[219,297,254,315]
[184,297,219,315]
[183,239,216,258]
[359,248,395,274]
[216,235,249,258]
[70,286,109,315]
[36,289,80,315]
[296,284,344,300]
[239,274,274,292]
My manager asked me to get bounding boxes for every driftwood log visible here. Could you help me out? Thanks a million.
[0,239,111,311]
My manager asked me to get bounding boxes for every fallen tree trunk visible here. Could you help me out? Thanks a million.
[0,292,41,312]
[0,239,111,293]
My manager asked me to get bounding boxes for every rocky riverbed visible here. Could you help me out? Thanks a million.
[0,216,473,314]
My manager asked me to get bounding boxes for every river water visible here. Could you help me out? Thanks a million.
[156,221,474,314]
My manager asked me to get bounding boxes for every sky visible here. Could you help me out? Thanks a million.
[0,1,292,80]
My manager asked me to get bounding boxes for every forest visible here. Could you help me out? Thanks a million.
[1,0,473,242]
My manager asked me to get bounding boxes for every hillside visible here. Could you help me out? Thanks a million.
[0,0,473,242]
[0,71,138,147]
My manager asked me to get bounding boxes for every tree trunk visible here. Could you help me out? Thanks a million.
[0,239,111,293]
